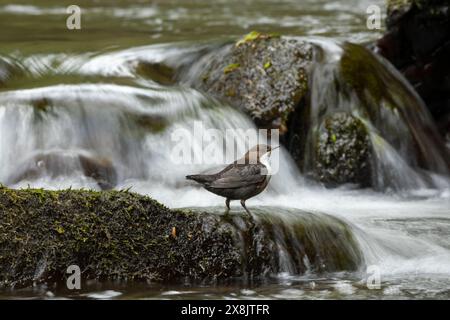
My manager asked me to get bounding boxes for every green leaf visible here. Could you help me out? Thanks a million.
[244,31,261,41]
[223,63,240,74]
[236,31,261,46]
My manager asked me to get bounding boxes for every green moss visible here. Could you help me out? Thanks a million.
[54,225,65,235]
[340,43,385,105]
[233,207,363,274]
[0,187,240,288]
[0,188,363,288]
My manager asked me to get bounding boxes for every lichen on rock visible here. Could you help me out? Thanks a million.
[315,112,371,187]
[194,31,313,131]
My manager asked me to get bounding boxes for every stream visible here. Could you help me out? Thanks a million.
[0,0,449,299]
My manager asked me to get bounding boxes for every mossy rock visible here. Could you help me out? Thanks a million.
[195,32,313,130]
[0,188,240,288]
[0,188,362,288]
[315,112,371,187]
[340,42,391,109]
[340,42,421,121]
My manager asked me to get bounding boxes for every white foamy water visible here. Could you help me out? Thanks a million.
[0,38,449,299]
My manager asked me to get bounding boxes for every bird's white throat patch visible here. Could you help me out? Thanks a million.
[260,152,272,175]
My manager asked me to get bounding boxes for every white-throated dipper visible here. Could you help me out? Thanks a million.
[186,144,278,213]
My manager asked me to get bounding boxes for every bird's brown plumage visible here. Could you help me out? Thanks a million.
[186,144,277,213]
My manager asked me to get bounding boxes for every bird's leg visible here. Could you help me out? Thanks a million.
[225,198,231,214]
[240,200,255,227]
[240,199,251,215]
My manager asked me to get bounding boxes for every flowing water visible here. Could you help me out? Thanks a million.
[1,0,450,300]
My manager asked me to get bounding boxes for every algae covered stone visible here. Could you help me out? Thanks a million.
[0,188,240,287]
[0,187,362,288]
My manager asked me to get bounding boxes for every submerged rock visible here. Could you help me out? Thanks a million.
[213,206,363,275]
[7,151,117,190]
[78,154,117,190]
[135,61,176,85]
[194,32,313,131]
[0,188,362,288]
[315,113,371,187]
[0,58,22,87]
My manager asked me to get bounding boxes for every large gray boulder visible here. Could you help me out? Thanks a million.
[193,32,313,131]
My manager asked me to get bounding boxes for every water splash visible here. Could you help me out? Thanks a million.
[0,40,449,292]
[306,39,450,192]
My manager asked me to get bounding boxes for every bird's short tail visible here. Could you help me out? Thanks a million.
[186,174,214,184]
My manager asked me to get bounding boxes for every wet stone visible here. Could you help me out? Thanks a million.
[0,188,362,288]
[193,32,314,131]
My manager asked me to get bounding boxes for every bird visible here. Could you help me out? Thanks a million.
[186,144,279,213]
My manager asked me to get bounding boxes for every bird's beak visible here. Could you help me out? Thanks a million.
[266,145,279,157]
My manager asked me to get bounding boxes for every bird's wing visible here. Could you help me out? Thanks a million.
[208,163,267,189]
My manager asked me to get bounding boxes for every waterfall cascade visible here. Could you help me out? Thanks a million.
[0,39,449,297]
